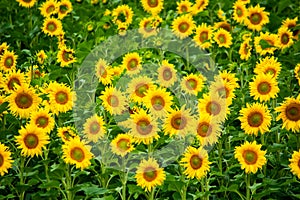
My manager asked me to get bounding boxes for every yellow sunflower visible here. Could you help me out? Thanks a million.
[2,70,28,92]
[163,106,196,137]
[100,86,127,115]
[57,46,76,67]
[244,4,269,31]
[217,9,226,21]
[110,134,135,157]
[180,146,211,179]
[112,5,134,27]
[181,73,205,95]
[16,0,37,8]
[210,79,235,106]
[157,60,177,88]
[36,50,47,65]
[141,0,163,15]
[7,85,41,118]
[42,17,63,37]
[218,70,240,89]
[127,76,154,103]
[117,23,128,36]
[239,38,252,61]
[191,0,209,15]
[239,102,271,136]
[39,0,58,18]
[276,27,294,50]
[254,56,281,79]
[172,14,196,39]
[295,64,300,85]
[122,52,142,76]
[276,96,300,132]
[0,143,13,176]
[83,114,106,143]
[15,124,50,157]
[254,32,277,56]
[177,0,192,14]
[196,115,221,146]
[214,21,231,32]
[232,1,248,23]
[57,0,72,19]
[138,16,159,38]
[95,58,113,85]
[282,17,299,40]
[135,157,166,192]
[213,29,232,48]
[57,126,78,143]
[0,50,18,71]
[249,74,279,102]
[193,23,213,49]
[234,141,267,174]
[128,109,159,145]
[0,42,9,56]
[29,108,55,134]
[144,86,173,118]
[237,0,250,3]
[62,137,93,170]
[289,150,300,179]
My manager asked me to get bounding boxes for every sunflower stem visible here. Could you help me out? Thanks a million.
[19,156,25,200]
[218,141,222,175]
[148,187,155,200]
[246,173,251,200]
[65,164,74,200]
[120,157,127,200]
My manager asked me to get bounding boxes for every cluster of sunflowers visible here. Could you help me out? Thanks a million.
[0,0,300,199]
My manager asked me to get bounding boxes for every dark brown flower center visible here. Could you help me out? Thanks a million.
[4,56,14,68]
[15,92,33,109]
[171,113,187,130]
[8,77,21,90]
[178,22,190,33]
[70,147,85,162]
[89,121,100,134]
[162,68,172,81]
[24,133,39,149]
[128,59,138,70]
[218,34,226,44]
[180,5,188,13]
[190,155,203,169]
[250,13,262,25]
[147,0,159,7]
[197,122,212,137]
[98,65,107,78]
[117,139,130,151]
[151,95,165,110]
[36,116,49,128]
[136,119,153,135]
[47,22,57,32]
[0,154,4,167]
[135,83,149,98]
[247,112,263,127]
[265,68,275,77]
[200,31,208,42]
[107,95,119,107]
[46,5,55,14]
[206,101,221,115]
[143,166,157,182]
[243,150,258,164]
[257,81,271,95]
[286,103,300,121]
[236,7,243,17]
[217,86,229,98]
[186,78,197,90]
[62,50,73,62]
[55,91,68,104]
[281,33,289,45]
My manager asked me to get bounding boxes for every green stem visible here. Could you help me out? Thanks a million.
[65,164,74,200]
[218,142,222,174]
[19,156,25,200]
[205,176,209,200]
[246,173,251,200]
[148,187,155,200]
[121,157,127,200]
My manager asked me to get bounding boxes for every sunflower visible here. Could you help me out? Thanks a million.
[163,106,196,137]
[232,1,247,23]
[57,0,72,19]
[57,126,78,143]
[100,86,127,115]
[239,102,271,136]
[0,42,9,56]
[128,109,159,145]
[217,9,226,21]
[214,21,231,32]
[191,0,209,15]
[254,56,281,79]
[57,46,76,67]
[295,64,300,85]
[48,82,75,115]
[213,29,232,48]
[15,124,50,157]
[0,143,13,176]
[196,115,221,146]
[234,141,267,174]
[249,74,279,102]
[39,0,58,18]
[276,27,294,50]
[27,66,46,81]
[239,38,252,61]
[16,0,37,8]
[210,79,235,106]
[282,17,299,40]
[141,0,163,15]
[112,5,134,27]
[110,65,124,77]
[7,85,41,118]
[135,157,166,192]
[244,5,269,31]
[276,96,300,132]
[172,15,196,39]
[157,60,177,88]
[62,137,93,170]
[0,50,18,71]
[42,17,63,37]
[122,52,142,76]
[139,17,159,38]
[289,150,300,179]
[177,0,192,14]
[36,50,47,65]
[29,108,55,134]
[218,70,240,89]
[181,73,205,95]
[180,146,211,179]
[83,114,106,143]
[193,23,213,49]
[144,87,173,118]
[110,134,135,157]
[198,93,228,123]
[237,0,250,3]
[254,32,277,56]
[127,76,154,103]
[95,58,113,85]
[2,70,28,92]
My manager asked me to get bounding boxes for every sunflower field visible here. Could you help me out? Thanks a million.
[1,0,300,199]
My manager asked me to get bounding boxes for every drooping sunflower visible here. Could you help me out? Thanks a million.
[141,0,163,15]
[193,23,213,49]
[254,56,281,79]
[15,124,50,157]
[100,86,127,115]
[289,150,300,179]
[294,64,300,85]
[276,27,294,50]
[213,29,232,48]
[177,0,192,14]
[239,38,252,61]
[110,134,135,157]
[163,106,196,137]
[42,17,63,37]
[127,76,154,103]
[57,46,76,67]
[0,143,13,176]
[218,70,240,89]
[172,14,196,39]
[181,73,205,95]
[112,5,134,27]
[232,1,248,23]
[244,4,269,31]
[135,157,166,192]
[239,102,271,136]
[144,86,173,118]
[210,78,235,106]
[62,137,93,170]
[0,50,18,71]
[122,52,142,76]
[57,126,78,143]
[282,17,299,40]
[2,70,28,92]
[95,58,113,85]
[254,32,278,55]
[180,146,211,179]
[276,96,300,132]
[29,108,55,134]
[128,109,159,145]
[196,115,221,146]
[234,141,267,174]
[0,42,9,56]
[39,0,58,18]
[16,0,37,8]
[157,60,177,88]
[7,85,41,118]
[57,0,72,19]
[249,74,279,102]
[83,114,106,143]
[36,50,47,65]
[191,0,209,15]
